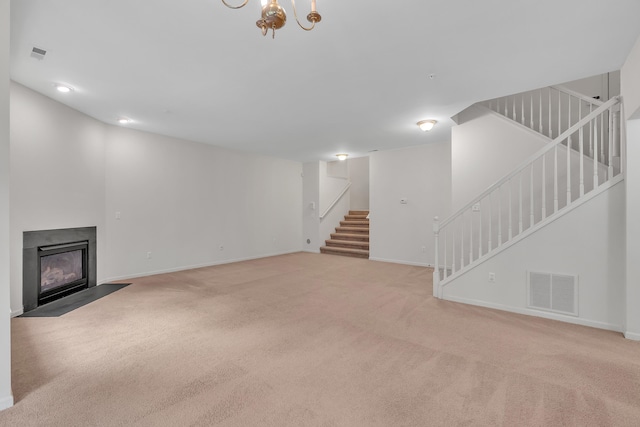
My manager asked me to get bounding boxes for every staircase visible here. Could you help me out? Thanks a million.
[433,85,624,297]
[320,210,369,259]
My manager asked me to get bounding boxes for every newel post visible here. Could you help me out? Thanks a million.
[433,216,440,298]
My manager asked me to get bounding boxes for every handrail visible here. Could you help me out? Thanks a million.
[551,85,605,107]
[319,182,351,219]
[438,96,620,230]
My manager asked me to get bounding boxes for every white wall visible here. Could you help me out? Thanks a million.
[104,126,302,280]
[349,156,369,211]
[451,105,549,211]
[302,162,320,252]
[443,180,626,331]
[369,142,451,266]
[318,161,349,215]
[0,0,13,411]
[10,83,303,311]
[622,35,640,121]
[622,33,640,339]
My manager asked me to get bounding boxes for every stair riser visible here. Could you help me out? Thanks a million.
[335,227,369,234]
[340,221,368,228]
[325,241,369,250]
[320,248,369,259]
[349,210,369,216]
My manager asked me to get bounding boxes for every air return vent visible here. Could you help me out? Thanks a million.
[528,271,578,316]
[30,47,46,60]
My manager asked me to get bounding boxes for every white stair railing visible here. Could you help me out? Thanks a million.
[433,96,623,297]
[482,85,604,141]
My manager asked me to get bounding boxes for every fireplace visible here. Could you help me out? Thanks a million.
[23,227,97,313]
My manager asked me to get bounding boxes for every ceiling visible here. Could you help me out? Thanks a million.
[9,0,640,163]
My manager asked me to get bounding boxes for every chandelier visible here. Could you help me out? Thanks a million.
[222,0,321,39]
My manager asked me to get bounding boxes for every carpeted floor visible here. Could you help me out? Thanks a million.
[2,252,640,426]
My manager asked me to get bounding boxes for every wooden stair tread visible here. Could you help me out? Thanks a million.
[325,239,370,249]
[330,233,369,241]
[349,210,369,215]
[345,215,368,220]
[340,220,369,226]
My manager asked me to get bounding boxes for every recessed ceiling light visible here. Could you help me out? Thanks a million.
[118,118,131,124]
[55,84,73,93]
[417,119,437,132]
[336,153,348,161]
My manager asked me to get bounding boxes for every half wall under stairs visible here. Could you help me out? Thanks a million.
[320,210,369,259]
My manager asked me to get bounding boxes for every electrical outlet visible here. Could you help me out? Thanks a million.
[146,251,152,259]
[488,272,495,283]
[219,245,224,251]
[421,246,426,253]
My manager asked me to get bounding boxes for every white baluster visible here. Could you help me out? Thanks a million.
[469,208,473,263]
[530,166,534,228]
[554,145,558,213]
[558,91,562,137]
[609,107,614,178]
[539,90,543,134]
[579,126,584,197]
[512,96,516,121]
[433,216,440,289]
[521,96,525,125]
[548,88,553,138]
[508,181,513,240]
[478,202,482,259]
[460,215,464,269]
[530,94,534,130]
[498,187,502,246]
[567,135,572,205]
[451,226,456,274]
[518,175,523,234]
[488,193,493,252]
[600,113,605,163]
[443,229,448,280]
[594,120,599,188]
[542,156,547,220]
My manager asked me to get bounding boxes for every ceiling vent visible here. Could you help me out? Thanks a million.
[30,47,47,60]
[528,271,578,316]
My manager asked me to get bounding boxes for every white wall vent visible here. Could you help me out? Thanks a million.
[30,47,46,60]
[527,271,578,316]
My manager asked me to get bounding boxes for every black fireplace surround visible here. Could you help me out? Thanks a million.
[23,227,97,313]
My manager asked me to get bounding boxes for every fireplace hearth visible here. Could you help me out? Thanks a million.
[23,227,96,313]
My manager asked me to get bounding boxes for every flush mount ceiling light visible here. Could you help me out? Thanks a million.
[118,118,131,124]
[55,84,73,93]
[417,120,437,132]
[336,153,348,161]
[222,0,321,39]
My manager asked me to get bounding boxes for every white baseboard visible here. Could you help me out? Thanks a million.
[11,308,23,318]
[369,257,430,268]
[100,250,301,284]
[443,294,623,333]
[0,394,13,411]
[623,331,640,341]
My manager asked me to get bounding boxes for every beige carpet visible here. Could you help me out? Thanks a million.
[2,252,640,426]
